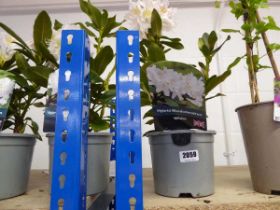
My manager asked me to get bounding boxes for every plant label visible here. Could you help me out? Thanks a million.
[274,78,280,122]
[0,78,15,131]
[43,71,58,132]
[146,61,207,131]
[179,150,199,163]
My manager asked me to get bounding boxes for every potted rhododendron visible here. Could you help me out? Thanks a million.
[125,0,238,198]
[0,23,53,199]
[125,0,213,198]
[219,0,280,195]
[0,0,121,197]
[44,0,122,195]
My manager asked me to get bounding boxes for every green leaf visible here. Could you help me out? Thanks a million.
[92,46,114,75]
[252,55,259,70]
[205,93,225,101]
[98,89,116,102]
[229,1,244,19]
[13,42,36,62]
[145,119,154,125]
[0,69,15,80]
[16,53,53,87]
[38,43,58,67]
[140,63,152,101]
[161,36,181,42]
[160,41,184,50]
[75,22,96,37]
[102,16,123,38]
[213,35,231,54]
[2,120,13,131]
[26,117,42,140]
[54,19,63,30]
[198,62,206,70]
[205,72,231,95]
[208,31,218,51]
[14,75,29,88]
[141,90,152,106]
[198,38,211,57]
[227,56,243,72]
[26,66,53,87]
[33,102,45,108]
[33,11,52,51]
[222,29,241,33]
[0,22,28,48]
[258,64,271,70]
[15,53,30,69]
[80,0,102,30]
[151,9,162,37]
[266,16,280,31]
[89,112,110,132]
[148,43,165,62]
[143,109,153,119]
[90,69,104,83]
[205,56,242,96]
[269,43,280,51]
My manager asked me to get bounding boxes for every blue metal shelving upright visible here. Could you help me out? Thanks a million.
[115,31,143,210]
[50,30,90,210]
[50,30,143,210]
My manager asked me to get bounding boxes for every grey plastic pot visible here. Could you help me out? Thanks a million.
[147,129,215,198]
[47,132,112,195]
[0,133,36,200]
[236,101,280,195]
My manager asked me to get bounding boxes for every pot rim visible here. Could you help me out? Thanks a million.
[46,132,114,137]
[145,129,216,137]
[235,101,273,112]
[0,132,36,138]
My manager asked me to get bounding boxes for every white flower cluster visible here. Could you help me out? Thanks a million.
[125,0,176,39]
[0,31,17,67]
[147,66,205,106]
[0,77,15,105]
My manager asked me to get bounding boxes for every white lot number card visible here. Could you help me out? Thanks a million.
[179,150,199,163]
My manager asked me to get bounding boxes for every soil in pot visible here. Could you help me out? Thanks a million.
[0,133,36,200]
[146,129,215,198]
[47,132,112,195]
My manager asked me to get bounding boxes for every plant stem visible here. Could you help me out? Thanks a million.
[242,2,260,103]
[256,10,280,79]
[245,42,260,103]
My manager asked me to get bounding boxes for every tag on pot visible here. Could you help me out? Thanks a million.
[274,78,280,122]
[43,71,58,132]
[179,150,199,163]
[0,77,15,131]
[146,61,207,131]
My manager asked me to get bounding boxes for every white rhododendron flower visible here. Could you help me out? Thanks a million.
[0,31,17,67]
[48,24,81,62]
[0,77,15,105]
[147,66,204,106]
[48,70,59,95]
[125,0,176,39]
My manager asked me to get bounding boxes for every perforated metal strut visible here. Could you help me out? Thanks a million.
[50,30,90,210]
[116,31,143,210]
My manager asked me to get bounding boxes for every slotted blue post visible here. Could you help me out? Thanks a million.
[116,31,143,210]
[50,30,90,210]
[110,100,116,161]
